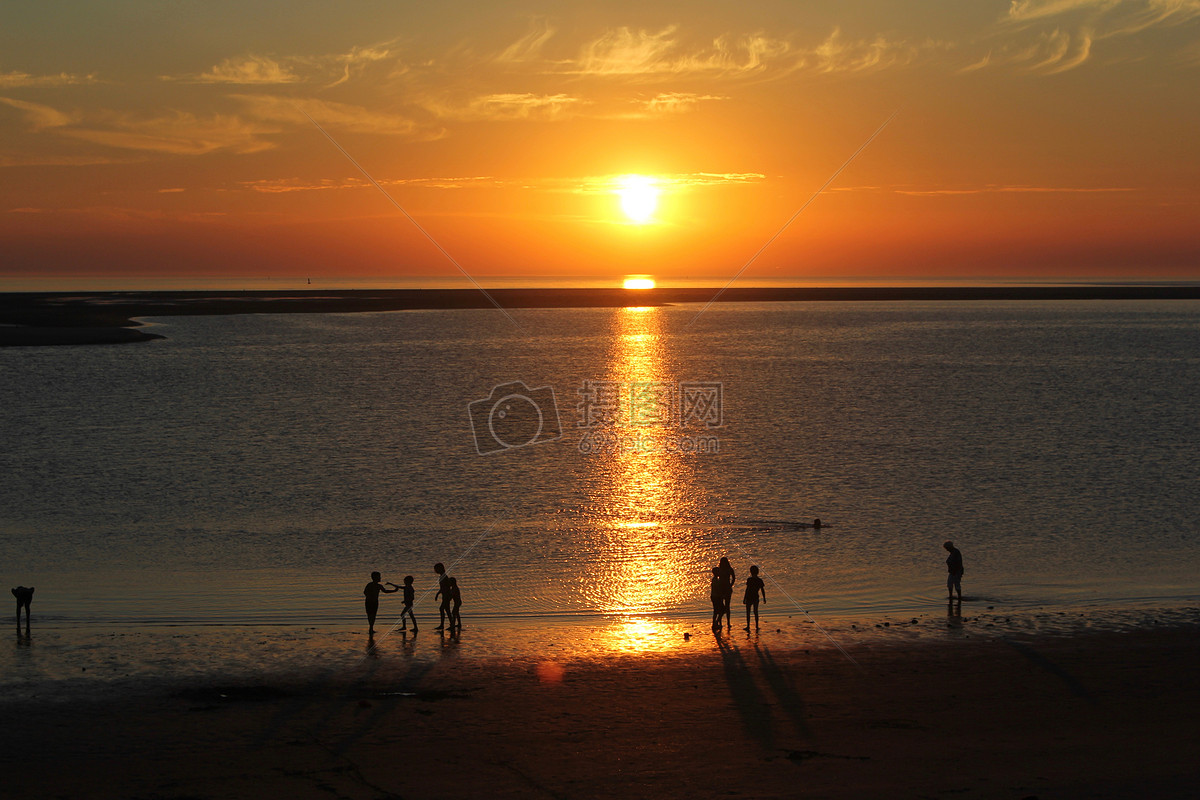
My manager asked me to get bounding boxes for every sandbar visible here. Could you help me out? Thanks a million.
[4,285,1200,347]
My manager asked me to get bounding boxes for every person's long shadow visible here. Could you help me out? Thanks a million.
[1002,637,1092,701]
[716,633,776,750]
[751,642,810,739]
[253,630,438,749]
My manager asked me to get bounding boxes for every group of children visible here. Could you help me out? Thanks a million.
[710,557,767,632]
[363,561,462,635]
[367,558,766,636]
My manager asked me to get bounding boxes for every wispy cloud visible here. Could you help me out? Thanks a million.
[834,183,1140,195]
[167,40,401,86]
[565,26,792,77]
[325,44,395,87]
[493,19,558,64]
[429,92,583,122]
[1009,0,1200,32]
[810,28,924,73]
[0,71,98,89]
[0,96,78,130]
[637,92,728,113]
[238,175,504,193]
[231,94,432,137]
[189,55,301,85]
[991,0,1200,72]
[570,171,766,194]
[64,111,279,155]
[2,98,276,155]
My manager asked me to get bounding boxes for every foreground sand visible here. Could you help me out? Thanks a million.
[2,624,1197,799]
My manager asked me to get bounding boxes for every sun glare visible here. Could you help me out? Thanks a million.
[623,276,656,290]
[616,174,659,224]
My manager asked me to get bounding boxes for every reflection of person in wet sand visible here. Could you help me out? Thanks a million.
[434,562,452,631]
[710,567,724,631]
[448,577,462,630]
[944,541,964,601]
[363,571,398,635]
[743,565,766,631]
[399,575,418,632]
[716,557,736,629]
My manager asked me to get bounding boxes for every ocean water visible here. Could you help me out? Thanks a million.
[2,300,1199,636]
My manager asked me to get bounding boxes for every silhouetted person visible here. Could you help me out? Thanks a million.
[716,557,736,629]
[812,518,822,530]
[944,541,964,601]
[399,575,418,632]
[434,562,452,631]
[709,567,724,631]
[11,586,33,626]
[743,566,766,630]
[363,571,397,634]
[448,577,462,630]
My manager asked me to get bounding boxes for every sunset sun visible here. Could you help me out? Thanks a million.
[623,276,656,289]
[615,174,659,224]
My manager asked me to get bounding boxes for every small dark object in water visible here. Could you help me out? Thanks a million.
[683,632,691,640]
[812,518,822,529]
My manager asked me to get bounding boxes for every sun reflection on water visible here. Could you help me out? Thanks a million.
[576,306,711,637]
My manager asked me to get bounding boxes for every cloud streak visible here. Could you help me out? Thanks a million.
[995,0,1200,72]
[834,184,1141,195]
[0,96,78,130]
[191,55,301,85]
[0,71,98,88]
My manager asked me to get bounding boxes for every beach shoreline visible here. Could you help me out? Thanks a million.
[3,618,1197,798]
[4,286,1200,346]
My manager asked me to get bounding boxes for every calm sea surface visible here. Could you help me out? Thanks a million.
[3,301,1199,629]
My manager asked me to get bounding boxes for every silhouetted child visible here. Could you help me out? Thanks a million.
[400,575,418,632]
[434,562,451,630]
[743,565,765,631]
[11,586,34,626]
[363,571,397,635]
[709,567,723,631]
[448,576,462,630]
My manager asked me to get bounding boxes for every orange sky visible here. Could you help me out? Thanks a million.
[1,1,1198,287]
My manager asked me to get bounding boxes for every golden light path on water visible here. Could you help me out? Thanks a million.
[575,306,712,653]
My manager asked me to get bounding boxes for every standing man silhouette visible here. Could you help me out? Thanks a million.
[944,541,964,602]
[715,557,736,630]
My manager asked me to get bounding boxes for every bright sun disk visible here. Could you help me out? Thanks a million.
[616,174,659,224]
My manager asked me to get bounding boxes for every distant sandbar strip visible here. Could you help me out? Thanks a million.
[3,285,1199,347]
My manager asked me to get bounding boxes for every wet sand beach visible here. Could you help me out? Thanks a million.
[3,615,1197,799]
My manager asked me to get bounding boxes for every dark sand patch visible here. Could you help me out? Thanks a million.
[1,624,1196,798]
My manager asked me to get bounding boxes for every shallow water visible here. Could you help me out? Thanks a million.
[2,300,1199,639]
